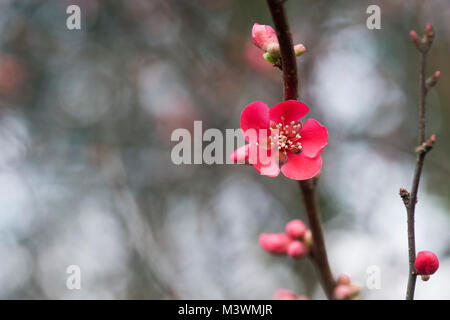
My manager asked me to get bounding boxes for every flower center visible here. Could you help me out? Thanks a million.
[270,117,303,155]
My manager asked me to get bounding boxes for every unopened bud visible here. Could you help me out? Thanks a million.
[285,219,306,239]
[259,233,292,254]
[274,289,299,300]
[294,44,306,56]
[426,70,440,88]
[409,30,419,43]
[304,229,313,247]
[252,23,278,52]
[334,284,352,300]
[425,24,434,38]
[337,273,351,285]
[415,250,439,276]
[286,240,308,259]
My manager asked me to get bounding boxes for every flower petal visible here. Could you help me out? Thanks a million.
[229,144,250,164]
[281,153,322,180]
[240,101,270,143]
[252,23,278,51]
[300,118,328,158]
[269,100,309,123]
[249,145,280,177]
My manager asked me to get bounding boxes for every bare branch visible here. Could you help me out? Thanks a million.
[403,24,438,300]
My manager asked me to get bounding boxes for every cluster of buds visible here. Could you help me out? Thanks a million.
[274,289,308,300]
[415,251,439,281]
[259,219,312,259]
[252,23,306,67]
[333,274,360,300]
[409,24,435,53]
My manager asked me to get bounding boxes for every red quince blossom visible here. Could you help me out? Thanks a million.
[230,100,328,180]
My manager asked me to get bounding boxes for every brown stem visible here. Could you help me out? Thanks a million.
[266,0,298,100]
[299,179,336,299]
[266,0,336,299]
[403,25,437,300]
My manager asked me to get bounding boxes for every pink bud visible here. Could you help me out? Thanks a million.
[434,70,441,79]
[287,240,308,259]
[337,273,351,285]
[274,289,299,300]
[303,229,313,247]
[294,44,306,56]
[285,219,307,239]
[415,251,439,275]
[409,30,419,42]
[252,23,278,51]
[259,233,291,254]
[333,284,352,300]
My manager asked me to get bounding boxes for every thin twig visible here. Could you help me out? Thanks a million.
[266,0,336,299]
[402,25,438,300]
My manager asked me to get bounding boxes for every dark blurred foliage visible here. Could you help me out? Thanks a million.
[0,0,449,299]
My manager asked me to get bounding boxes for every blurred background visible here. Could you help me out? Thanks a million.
[0,0,449,299]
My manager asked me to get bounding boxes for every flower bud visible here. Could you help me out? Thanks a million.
[259,233,291,254]
[303,229,313,247]
[252,23,278,51]
[409,30,419,42]
[337,273,351,286]
[415,251,439,276]
[285,219,307,239]
[273,289,299,300]
[287,240,308,259]
[333,284,352,300]
[294,44,306,56]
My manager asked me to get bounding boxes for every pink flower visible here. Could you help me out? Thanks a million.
[259,233,292,254]
[230,100,328,180]
[415,251,439,276]
[285,219,306,239]
[252,23,279,52]
[286,241,308,259]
